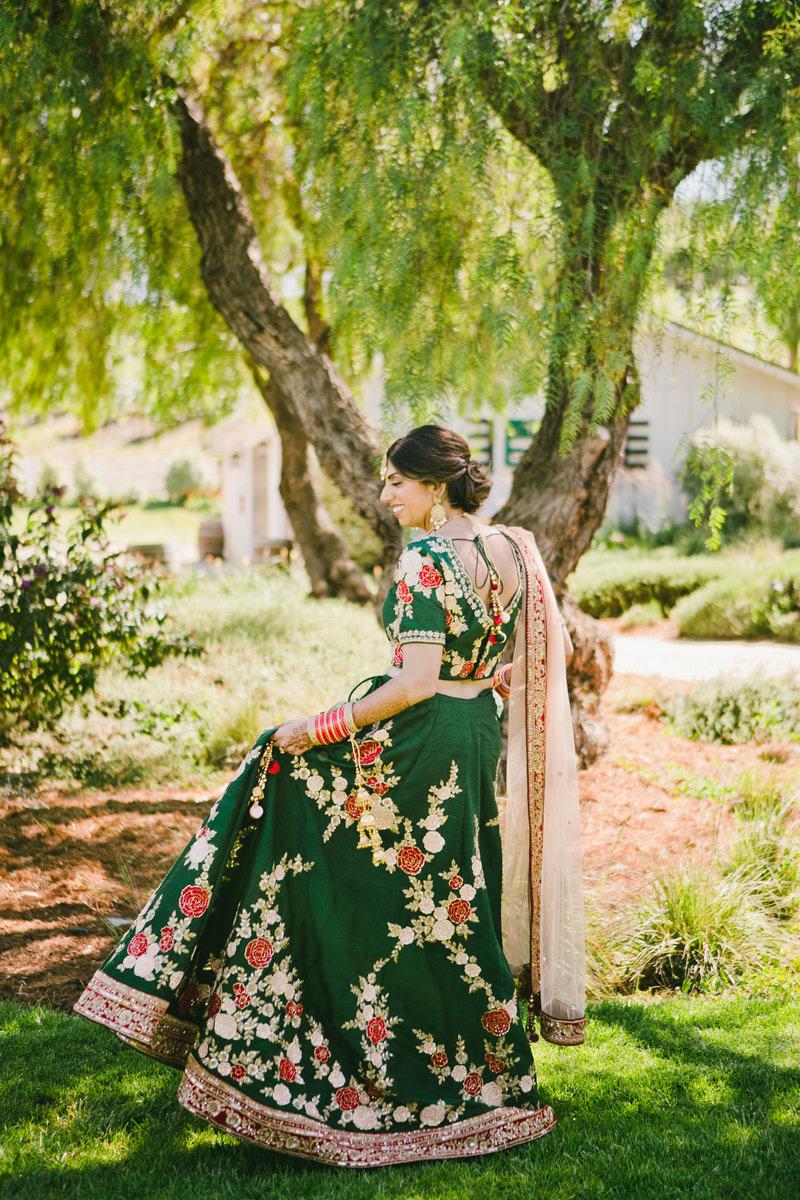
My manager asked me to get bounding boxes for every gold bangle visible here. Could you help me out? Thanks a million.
[342,700,357,735]
[306,715,320,745]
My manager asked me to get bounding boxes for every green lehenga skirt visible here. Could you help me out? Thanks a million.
[73,673,555,1167]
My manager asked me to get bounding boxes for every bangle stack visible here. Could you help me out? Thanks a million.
[492,662,513,700]
[307,700,360,746]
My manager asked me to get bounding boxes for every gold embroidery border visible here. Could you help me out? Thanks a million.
[73,968,198,1067]
[177,1054,556,1167]
[541,1012,587,1046]
[500,526,547,996]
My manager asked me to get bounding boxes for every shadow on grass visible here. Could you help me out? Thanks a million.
[1,997,799,1200]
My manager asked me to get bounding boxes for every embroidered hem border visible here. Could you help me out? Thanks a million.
[541,1012,586,1046]
[73,968,197,1068]
[176,1054,557,1167]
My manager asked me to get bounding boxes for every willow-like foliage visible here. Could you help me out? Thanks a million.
[285,1,800,448]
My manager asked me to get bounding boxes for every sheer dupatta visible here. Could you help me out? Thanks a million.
[495,524,586,1046]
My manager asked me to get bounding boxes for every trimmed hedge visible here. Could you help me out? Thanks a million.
[568,553,727,618]
[671,551,800,643]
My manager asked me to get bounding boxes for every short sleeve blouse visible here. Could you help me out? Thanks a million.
[381,542,447,648]
[381,534,524,680]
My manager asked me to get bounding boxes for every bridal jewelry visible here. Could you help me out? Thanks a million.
[427,493,448,532]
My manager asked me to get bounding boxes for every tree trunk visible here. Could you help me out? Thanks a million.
[249,362,373,603]
[171,82,401,580]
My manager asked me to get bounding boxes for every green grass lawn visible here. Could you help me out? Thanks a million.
[1,994,797,1200]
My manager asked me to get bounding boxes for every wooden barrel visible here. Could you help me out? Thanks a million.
[198,518,224,559]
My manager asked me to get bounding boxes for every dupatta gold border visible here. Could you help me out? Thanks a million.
[497,525,548,1002]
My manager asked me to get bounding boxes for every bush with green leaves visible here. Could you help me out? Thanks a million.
[678,415,800,549]
[662,671,800,745]
[0,420,200,742]
[567,552,726,618]
[672,551,800,643]
[165,457,203,505]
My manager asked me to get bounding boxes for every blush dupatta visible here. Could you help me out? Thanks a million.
[495,524,586,1046]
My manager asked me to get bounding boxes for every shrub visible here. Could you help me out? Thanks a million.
[678,414,800,548]
[165,457,203,505]
[618,598,664,628]
[602,864,787,993]
[671,552,800,642]
[0,418,200,742]
[724,772,800,920]
[568,552,726,617]
[662,671,800,745]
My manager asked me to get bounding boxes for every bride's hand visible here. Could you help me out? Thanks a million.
[273,717,315,755]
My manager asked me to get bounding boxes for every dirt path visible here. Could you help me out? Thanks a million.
[1,668,798,1012]
[609,617,800,681]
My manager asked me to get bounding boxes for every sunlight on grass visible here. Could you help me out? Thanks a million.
[2,996,798,1200]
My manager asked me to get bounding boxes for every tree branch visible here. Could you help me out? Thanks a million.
[168,78,399,556]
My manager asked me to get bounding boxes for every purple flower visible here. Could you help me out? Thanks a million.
[21,579,32,588]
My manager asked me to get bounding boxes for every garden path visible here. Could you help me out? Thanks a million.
[609,623,800,681]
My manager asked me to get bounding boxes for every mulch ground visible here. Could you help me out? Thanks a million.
[2,657,798,1012]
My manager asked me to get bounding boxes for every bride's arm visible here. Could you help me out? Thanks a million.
[272,644,443,754]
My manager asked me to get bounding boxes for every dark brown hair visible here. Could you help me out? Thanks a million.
[384,424,492,515]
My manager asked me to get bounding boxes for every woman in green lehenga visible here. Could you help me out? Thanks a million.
[74,424,586,1168]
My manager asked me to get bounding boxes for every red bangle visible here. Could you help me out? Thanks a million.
[314,704,348,744]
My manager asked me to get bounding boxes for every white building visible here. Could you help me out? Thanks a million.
[217,323,800,558]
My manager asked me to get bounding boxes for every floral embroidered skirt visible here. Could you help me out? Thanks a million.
[73,673,555,1167]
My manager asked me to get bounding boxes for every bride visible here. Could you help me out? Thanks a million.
[74,423,585,1167]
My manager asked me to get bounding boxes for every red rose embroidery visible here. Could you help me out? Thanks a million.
[314,1044,331,1062]
[474,662,488,678]
[366,1016,387,1044]
[278,1057,297,1082]
[444,609,452,628]
[230,1064,246,1081]
[397,844,426,875]
[397,580,412,604]
[449,875,464,890]
[335,1086,360,1111]
[460,661,475,677]
[418,564,443,587]
[345,793,367,821]
[355,739,382,766]
[158,926,174,951]
[448,898,472,925]
[481,1007,511,1036]
[234,988,250,1009]
[365,1080,385,1099]
[128,931,148,957]
[178,885,209,918]
[285,1000,303,1018]
[432,1050,448,1067]
[463,1071,483,1095]
[245,937,274,968]
[197,825,208,838]
[207,992,222,1016]
[392,643,404,666]
[485,1053,506,1073]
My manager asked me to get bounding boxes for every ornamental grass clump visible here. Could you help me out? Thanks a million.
[601,864,787,994]
[662,672,800,745]
[724,772,800,921]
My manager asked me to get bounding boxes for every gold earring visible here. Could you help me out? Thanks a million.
[428,493,447,532]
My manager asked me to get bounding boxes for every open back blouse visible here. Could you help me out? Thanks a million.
[381,530,525,680]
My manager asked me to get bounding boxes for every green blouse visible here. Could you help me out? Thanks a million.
[381,532,525,681]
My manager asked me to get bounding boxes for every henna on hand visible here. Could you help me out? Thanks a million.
[352,675,416,729]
